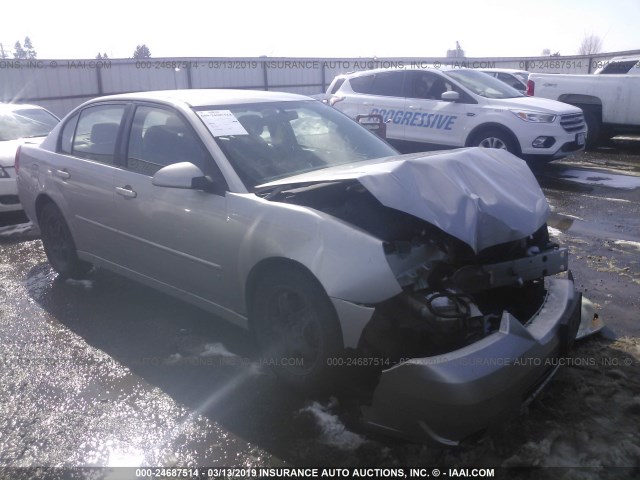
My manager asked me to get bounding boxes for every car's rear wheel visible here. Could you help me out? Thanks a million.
[251,266,343,392]
[471,128,518,155]
[39,202,91,279]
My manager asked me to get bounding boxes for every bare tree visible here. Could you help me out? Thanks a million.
[578,34,603,55]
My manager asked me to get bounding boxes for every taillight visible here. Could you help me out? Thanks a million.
[14,145,21,174]
[526,79,535,96]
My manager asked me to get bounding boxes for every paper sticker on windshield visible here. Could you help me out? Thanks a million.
[197,110,248,136]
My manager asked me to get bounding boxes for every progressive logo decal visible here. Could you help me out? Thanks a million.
[371,108,457,130]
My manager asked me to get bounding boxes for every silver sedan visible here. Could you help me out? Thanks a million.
[17,89,589,444]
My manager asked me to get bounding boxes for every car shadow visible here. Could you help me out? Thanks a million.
[23,262,371,466]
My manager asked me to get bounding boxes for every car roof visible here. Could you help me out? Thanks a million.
[87,89,311,107]
[338,66,458,78]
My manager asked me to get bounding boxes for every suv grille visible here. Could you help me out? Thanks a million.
[560,113,585,133]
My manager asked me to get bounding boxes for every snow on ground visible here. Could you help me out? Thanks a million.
[199,342,238,358]
[613,240,640,252]
[300,398,368,451]
[0,222,33,237]
[548,226,563,238]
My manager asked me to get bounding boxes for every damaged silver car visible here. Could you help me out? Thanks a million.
[17,90,591,445]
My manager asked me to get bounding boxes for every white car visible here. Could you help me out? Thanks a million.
[327,67,586,161]
[0,103,59,213]
[477,68,529,93]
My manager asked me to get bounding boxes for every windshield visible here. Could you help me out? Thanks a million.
[195,100,397,189]
[0,108,59,141]
[444,70,525,99]
[598,60,639,74]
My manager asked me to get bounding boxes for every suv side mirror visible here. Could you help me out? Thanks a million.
[441,91,460,102]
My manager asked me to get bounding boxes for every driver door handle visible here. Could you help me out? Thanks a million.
[54,169,70,180]
[115,186,137,198]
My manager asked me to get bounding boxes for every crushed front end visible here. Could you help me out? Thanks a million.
[347,215,581,444]
[259,149,586,444]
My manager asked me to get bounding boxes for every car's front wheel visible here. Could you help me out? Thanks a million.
[471,128,518,155]
[251,266,343,392]
[39,202,91,279]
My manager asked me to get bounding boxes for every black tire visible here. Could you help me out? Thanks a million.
[251,266,343,392]
[470,128,519,155]
[39,202,91,279]
[583,109,601,150]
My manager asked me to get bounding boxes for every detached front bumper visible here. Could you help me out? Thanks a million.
[361,277,581,445]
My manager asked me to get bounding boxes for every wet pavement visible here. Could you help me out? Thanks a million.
[1,140,639,477]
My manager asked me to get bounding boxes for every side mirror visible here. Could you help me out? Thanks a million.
[152,162,221,193]
[441,91,460,102]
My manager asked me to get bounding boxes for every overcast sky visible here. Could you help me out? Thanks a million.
[1,0,638,59]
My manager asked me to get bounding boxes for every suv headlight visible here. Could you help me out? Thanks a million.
[511,110,557,123]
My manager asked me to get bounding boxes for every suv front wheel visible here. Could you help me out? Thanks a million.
[470,128,518,155]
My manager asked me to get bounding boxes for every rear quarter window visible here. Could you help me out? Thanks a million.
[329,78,345,94]
[59,114,79,154]
[349,75,374,94]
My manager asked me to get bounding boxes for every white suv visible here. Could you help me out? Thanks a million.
[327,68,586,161]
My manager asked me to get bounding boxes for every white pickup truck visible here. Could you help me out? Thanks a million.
[527,69,640,148]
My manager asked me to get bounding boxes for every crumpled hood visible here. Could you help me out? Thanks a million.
[258,148,550,253]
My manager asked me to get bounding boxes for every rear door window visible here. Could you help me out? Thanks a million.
[368,71,406,97]
[71,105,126,164]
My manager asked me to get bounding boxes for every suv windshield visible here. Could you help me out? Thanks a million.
[444,70,525,99]
[195,100,397,189]
[0,108,59,141]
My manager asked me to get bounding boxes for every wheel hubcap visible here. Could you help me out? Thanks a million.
[45,216,71,266]
[266,289,321,374]
[478,137,507,149]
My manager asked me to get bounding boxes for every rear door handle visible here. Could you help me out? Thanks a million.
[54,169,70,180]
[115,186,137,198]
